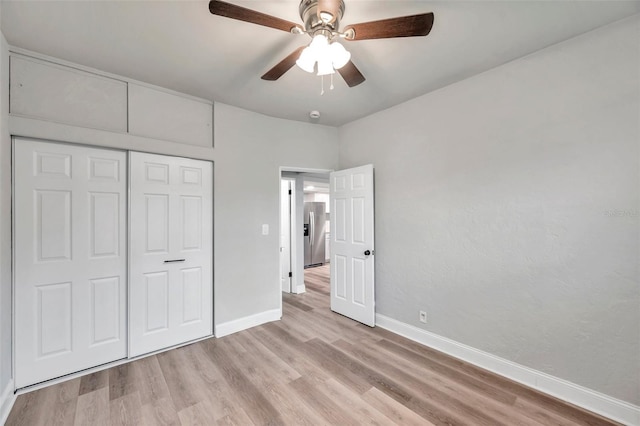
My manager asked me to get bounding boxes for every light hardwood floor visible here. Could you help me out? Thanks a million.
[7,265,618,425]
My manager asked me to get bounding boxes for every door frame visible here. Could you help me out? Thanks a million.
[280,177,294,293]
[278,167,333,317]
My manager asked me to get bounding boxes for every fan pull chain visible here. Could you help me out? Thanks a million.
[330,73,334,91]
[320,75,325,95]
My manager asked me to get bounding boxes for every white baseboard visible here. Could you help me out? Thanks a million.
[1,379,16,425]
[295,284,306,294]
[375,314,640,426]
[215,309,281,338]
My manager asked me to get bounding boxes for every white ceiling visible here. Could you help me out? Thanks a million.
[2,1,639,127]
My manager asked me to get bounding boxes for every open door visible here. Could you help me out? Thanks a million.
[330,164,375,326]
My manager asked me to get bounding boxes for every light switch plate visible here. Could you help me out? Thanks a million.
[262,224,269,235]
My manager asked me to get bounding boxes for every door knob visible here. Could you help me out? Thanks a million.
[364,250,371,256]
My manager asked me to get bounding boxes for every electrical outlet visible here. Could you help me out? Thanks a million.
[419,310,427,324]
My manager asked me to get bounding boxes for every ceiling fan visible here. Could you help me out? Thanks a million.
[209,0,435,87]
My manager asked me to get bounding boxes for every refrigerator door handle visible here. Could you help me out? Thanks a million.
[309,211,314,248]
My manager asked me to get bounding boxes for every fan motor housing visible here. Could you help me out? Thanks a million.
[299,0,345,32]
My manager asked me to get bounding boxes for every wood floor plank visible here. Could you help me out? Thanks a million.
[177,399,219,426]
[289,376,362,426]
[6,264,621,426]
[282,295,314,312]
[318,378,398,425]
[73,387,110,426]
[108,364,137,401]
[132,355,172,406]
[184,342,260,421]
[362,387,437,426]
[202,338,286,425]
[267,323,373,395]
[248,327,332,386]
[139,396,181,426]
[109,391,143,426]
[233,331,302,384]
[78,369,109,396]
[156,348,204,412]
[268,310,317,342]
[280,304,343,343]
[215,406,256,426]
[238,360,328,426]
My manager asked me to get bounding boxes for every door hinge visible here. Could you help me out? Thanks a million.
[288,272,292,278]
[288,189,292,195]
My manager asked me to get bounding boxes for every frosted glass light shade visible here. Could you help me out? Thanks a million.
[330,42,351,69]
[317,57,335,76]
[296,46,315,73]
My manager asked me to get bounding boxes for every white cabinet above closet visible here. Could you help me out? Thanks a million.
[10,55,128,132]
[9,51,213,148]
[128,84,213,147]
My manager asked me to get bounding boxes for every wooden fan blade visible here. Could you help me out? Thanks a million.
[261,47,306,81]
[317,0,341,24]
[209,0,303,33]
[338,61,365,87]
[344,12,434,40]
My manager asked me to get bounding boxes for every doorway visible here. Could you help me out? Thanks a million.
[279,169,331,302]
[279,165,376,327]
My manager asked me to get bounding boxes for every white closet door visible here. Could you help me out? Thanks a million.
[14,138,127,388]
[129,152,213,357]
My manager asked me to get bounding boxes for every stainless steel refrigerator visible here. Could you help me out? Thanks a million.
[304,202,326,267]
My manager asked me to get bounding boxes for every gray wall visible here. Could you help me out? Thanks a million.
[339,16,639,405]
[213,103,338,324]
[0,29,11,394]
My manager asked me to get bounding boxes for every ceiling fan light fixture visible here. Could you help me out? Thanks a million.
[296,34,350,76]
[211,0,435,88]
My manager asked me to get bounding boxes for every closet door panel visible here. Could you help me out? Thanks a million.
[14,138,127,388]
[129,152,212,357]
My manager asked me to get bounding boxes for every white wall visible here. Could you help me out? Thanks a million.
[213,103,338,324]
[0,28,12,398]
[339,15,640,405]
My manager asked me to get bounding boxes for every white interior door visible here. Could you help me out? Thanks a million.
[280,179,292,293]
[129,152,212,357]
[330,164,375,326]
[14,138,127,388]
